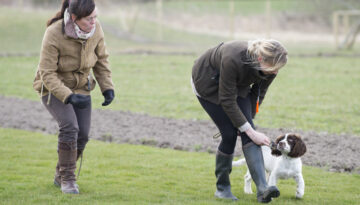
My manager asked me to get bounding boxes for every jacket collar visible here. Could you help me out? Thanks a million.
[63,8,96,40]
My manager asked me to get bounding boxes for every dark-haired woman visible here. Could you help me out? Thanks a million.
[33,0,114,194]
[191,39,288,203]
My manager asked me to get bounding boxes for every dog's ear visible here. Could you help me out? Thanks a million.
[271,149,282,156]
[288,134,307,158]
[271,134,285,156]
[275,134,285,144]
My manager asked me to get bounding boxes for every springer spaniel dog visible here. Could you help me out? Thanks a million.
[233,133,307,198]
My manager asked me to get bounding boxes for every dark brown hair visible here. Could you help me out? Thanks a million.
[47,0,95,27]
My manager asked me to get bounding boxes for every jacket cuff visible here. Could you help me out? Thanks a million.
[238,122,251,132]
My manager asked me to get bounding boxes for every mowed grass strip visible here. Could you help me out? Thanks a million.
[0,128,359,205]
[0,55,359,135]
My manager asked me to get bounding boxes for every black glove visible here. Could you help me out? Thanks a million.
[102,89,114,106]
[65,94,91,109]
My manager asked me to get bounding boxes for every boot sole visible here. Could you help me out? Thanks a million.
[62,190,79,194]
[215,191,238,201]
[259,188,280,203]
[55,180,79,189]
[61,187,80,194]
[54,179,61,187]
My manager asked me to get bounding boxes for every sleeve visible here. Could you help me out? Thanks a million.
[249,75,276,118]
[92,24,114,93]
[39,29,72,103]
[218,57,248,128]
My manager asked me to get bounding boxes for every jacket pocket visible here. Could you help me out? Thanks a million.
[194,67,219,97]
[59,73,77,89]
[85,73,96,91]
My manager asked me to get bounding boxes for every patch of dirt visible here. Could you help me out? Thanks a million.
[0,95,359,174]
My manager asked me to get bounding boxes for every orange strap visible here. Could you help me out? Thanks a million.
[256,98,259,113]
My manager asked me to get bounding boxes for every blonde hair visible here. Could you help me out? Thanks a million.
[247,39,288,72]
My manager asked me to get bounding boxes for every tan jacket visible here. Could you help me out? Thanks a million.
[192,41,276,128]
[33,19,114,103]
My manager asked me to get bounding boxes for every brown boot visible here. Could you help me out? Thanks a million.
[58,142,79,194]
[54,161,61,187]
[54,149,84,187]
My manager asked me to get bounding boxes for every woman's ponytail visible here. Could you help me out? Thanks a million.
[46,0,70,27]
[247,39,263,60]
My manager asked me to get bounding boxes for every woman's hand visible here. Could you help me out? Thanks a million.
[102,89,114,106]
[245,127,270,146]
[65,94,91,109]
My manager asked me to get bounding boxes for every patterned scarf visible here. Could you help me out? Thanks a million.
[64,8,96,39]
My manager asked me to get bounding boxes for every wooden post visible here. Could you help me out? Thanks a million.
[333,12,339,48]
[265,0,271,38]
[266,0,271,38]
[156,0,163,41]
[343,13,349,35]
[229,0,235,39]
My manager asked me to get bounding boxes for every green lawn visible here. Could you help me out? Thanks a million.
[1,4,360,205]
[1,54,359,135]
[1,128,359,205]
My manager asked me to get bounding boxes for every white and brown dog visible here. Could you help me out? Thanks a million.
[233,133,307,198]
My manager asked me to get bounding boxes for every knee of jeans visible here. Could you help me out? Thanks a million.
[220,127,237,140]
[240,132,252,146]
[59,122,79,141]
[219,141,236,155]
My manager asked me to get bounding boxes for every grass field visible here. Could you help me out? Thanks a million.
[1,3,360,205]
[1,54,359,135]
[1,128,360,205]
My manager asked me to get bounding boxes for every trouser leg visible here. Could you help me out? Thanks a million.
[242,142,280,203]
[42,94,80,194]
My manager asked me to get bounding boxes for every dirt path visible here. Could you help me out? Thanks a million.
[0,95,359,173]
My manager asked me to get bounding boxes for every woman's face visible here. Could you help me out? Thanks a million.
[258,57,279,75]
[73,8,97,33]
[260,63,278,75]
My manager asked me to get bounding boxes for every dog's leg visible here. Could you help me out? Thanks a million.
[266,171,270,181]
[232,158,246,167]
[244,169,253,194]
[268,171,277,187]
[294,173,305,198]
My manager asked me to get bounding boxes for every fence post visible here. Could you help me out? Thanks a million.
[156,0,163,41]
[333,12,339,48]
[229,0,235,39]
[265,0,272,38]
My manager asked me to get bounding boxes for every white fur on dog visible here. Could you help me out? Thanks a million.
[232,133,306,198]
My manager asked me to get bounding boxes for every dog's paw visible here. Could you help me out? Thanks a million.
[244,186,253,194]
[295,191,304,199]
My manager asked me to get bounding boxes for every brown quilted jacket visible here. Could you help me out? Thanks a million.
[33,19,114,103]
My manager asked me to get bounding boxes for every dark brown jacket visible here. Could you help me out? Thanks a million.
[192,41,276,128]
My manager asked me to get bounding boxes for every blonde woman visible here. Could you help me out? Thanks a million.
[191,39,288,203]
[33,0,114,194]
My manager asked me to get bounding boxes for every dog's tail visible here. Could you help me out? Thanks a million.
[232,158,246,167]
